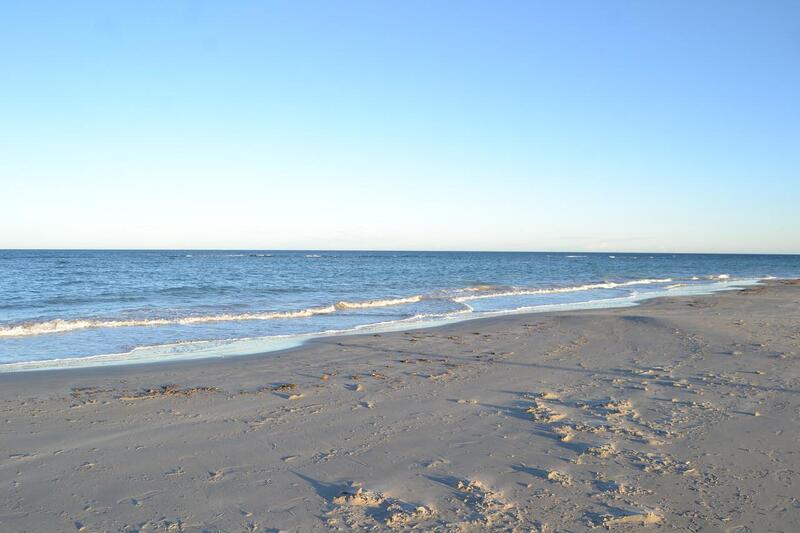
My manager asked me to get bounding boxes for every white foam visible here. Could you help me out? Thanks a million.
[452,278,673,302]
[0,275,745,341]
[0,294,428,338]
[334,295,423,309]
[0,278,677,338]
[1,278,763,373]
[459,285,499,292]
[0,305,339,338]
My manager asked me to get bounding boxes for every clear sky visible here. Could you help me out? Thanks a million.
[1,1,798,253]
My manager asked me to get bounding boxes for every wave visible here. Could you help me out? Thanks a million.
[0,277,766,371]
[458,284,501,293]
[0,294,428,338]
[0,311,469,372]
[0,305,339,338]
[334,295,422,309]
[0,278,676,338]
[0,289,668,372]
[452,278,673,302]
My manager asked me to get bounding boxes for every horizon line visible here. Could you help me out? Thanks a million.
[2,248,799,256]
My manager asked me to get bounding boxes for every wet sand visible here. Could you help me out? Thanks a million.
[1,280,799,532]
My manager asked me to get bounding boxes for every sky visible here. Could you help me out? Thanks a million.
[1,1,798,253]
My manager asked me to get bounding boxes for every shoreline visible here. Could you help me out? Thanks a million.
[0,278,763,375]
[1,280,798,531]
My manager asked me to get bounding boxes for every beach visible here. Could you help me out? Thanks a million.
[1,279,798,531]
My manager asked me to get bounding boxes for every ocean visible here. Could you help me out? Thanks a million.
[1,250,798,371]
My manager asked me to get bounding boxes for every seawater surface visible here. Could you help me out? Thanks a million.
[1,250,798,371]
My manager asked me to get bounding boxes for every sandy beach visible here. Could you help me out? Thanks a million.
[1,280,798,532]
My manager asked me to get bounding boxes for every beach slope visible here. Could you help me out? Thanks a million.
[1,280,799,531]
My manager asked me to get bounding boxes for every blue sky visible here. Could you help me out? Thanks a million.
[1,1,798,252]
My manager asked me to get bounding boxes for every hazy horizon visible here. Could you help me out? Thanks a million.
[2,1,798,253]
[2,248,799,256]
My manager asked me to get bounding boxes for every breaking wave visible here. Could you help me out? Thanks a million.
[0,295,429,338]
[452,278,673,302]
[334,296,423,309]
[0,278,678,338]
[459,284,500,292]
[0,305,339,338]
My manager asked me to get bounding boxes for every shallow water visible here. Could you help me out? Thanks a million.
[1,250,798,370]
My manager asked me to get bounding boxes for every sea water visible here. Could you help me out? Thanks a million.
[1,250,798,371]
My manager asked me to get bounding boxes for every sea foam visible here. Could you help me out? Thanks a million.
[0,295,427,338]
[0,278,709,339]
[452,278,673,302]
